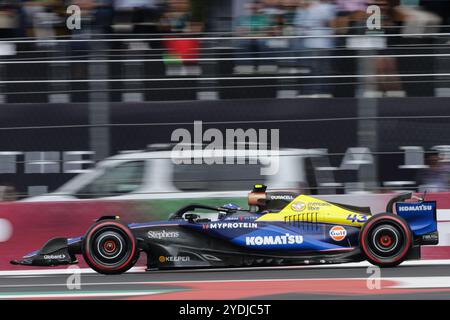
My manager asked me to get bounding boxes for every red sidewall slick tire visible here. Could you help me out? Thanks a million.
[82,221,139,275]
[360,213,412,268]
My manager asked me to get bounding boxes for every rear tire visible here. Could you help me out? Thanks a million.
[360,213,412,267]
[82,220,139,275]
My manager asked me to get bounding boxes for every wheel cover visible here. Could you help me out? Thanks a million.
[86,225,134,269]
[362,217,411,264]
[370,224,401,256]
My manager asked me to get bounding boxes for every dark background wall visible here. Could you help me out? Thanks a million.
[1,97,449,195]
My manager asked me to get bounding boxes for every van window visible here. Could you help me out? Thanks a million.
[75,161,145,198]
[173,162,265,191]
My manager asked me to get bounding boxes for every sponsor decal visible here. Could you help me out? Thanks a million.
[246,233,303,246]
[308,202,330,206]
[224,216,258,221]
[202,222,258,230]
[346,213,368,223]
[397,204,433,212]
[290,202,306,212]
[43,254,66,260]
[307,202,331,210]
[270,195,294,200]
[159,256,190,263]
[329,226,347,241]
[422,233,438,241]
[147,230,180,239]
[239,216,257,221]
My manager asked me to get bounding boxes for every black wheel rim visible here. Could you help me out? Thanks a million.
[366,222,406,260]
[88,226,132,268]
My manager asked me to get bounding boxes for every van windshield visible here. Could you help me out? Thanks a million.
[74,161,146,198]
[173,161,265,192]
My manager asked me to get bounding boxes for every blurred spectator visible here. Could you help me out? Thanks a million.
[392,0,442,35]
[160,0,203,75]
[374,1,404,95]
[276,0,299,73]
[68,0,110,33]
[334,0,368,34]
[258,0,288,73]
[159,0,192,33]
[420,0,450,32]
[92,0,114,34]
[296,0,336,50]
[295,0,336,95]
[280,0,297,35]
[417,151,450,192]
[336,0,368,12]
[65,0,98,81]
[233,1,271,74]
[23,0,62,44]
[113,0,164,34]
[0,1,22,38]
[260,0,283,16]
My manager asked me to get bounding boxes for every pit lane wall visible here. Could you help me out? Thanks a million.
[0,193,449,271]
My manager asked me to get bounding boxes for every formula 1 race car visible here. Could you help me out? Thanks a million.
[11,185,439,274]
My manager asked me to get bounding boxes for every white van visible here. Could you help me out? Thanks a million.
[23,147,330,202]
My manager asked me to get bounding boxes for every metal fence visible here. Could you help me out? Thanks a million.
[0,27,450,198]
[0,29,449,103]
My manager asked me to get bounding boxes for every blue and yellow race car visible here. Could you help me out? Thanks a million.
[11,185,439,274]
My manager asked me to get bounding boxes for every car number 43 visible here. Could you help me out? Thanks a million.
[346,214,368,223]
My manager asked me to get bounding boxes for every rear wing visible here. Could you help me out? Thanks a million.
[389,192,438,246]
[386,192,413,213]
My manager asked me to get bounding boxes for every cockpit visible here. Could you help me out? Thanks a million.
[168,184,300,222]
[247,184,298,213]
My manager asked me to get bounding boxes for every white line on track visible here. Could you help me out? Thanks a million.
[0,266,145,277]
[2,259,450,277]
[388,277,450,289]
[3,278,450,300]
[2,276,450,292]
[0,277,408,288]
[0,290,169,299]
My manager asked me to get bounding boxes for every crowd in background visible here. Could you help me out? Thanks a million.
[233,0,450,95]
[0,0,205,38]
[0,0,448,95]
[0,0,448,42]
[0,1,449,198]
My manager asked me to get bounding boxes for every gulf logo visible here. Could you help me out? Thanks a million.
[329,226,347,241]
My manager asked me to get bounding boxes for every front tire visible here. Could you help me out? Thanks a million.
[82,220,139,275]
[360,213,412,267]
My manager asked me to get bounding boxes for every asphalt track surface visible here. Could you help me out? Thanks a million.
[2,261,450,299]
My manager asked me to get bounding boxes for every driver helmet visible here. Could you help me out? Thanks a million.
[221,203,241,210]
